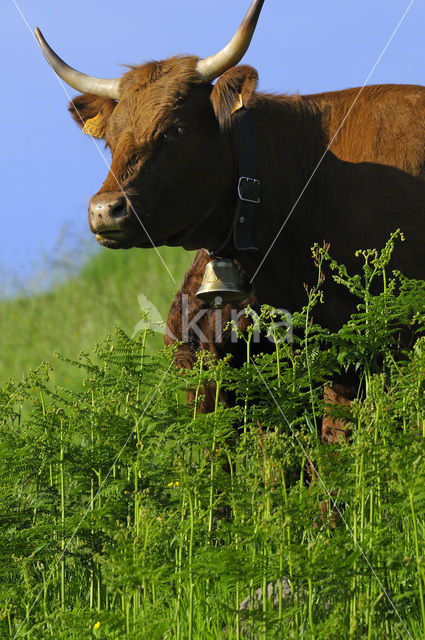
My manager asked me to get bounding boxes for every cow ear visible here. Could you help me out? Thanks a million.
[68,94,117,139]
[210,65,259,130]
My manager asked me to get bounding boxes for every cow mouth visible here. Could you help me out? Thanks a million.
[95,228,135,248]
[94,220,195,250]
[96,229,129,240]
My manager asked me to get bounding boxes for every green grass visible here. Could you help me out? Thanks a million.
[0,246,195,389]
[2,233,425,638]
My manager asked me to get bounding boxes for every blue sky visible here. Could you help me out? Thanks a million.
[3,0,424,287]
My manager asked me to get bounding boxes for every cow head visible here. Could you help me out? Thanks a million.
[35,1,264,252]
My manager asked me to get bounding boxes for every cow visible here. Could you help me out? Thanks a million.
[36,0,425,439]
[164,248,264,413]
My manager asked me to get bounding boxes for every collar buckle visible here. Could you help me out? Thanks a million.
[238,176,261,204]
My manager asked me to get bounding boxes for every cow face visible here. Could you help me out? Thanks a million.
[35,0,265,252]
[69,60,256,251]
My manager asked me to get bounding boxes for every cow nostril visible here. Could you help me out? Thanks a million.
[89,193,129,233]
[110,197,127,219]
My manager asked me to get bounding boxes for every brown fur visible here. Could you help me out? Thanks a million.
[312,85,425,178]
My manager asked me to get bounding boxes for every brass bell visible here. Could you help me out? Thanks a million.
[195,257,249,304]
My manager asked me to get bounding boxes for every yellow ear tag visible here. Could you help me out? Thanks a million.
[231,93,244,115]
[82,113,106,138]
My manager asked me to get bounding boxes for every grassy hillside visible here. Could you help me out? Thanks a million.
[0,246,195,388]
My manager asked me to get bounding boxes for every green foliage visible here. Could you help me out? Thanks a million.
[1,233,425,638]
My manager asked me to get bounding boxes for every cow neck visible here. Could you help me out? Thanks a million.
[212,107,261,259]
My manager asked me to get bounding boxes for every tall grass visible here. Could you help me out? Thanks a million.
[1,233,425,638]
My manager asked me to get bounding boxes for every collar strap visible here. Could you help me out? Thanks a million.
[212,108,260,257]
[233,108,260,251]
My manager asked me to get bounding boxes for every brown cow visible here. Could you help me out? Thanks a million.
[36,0,425,436]
[164,249,264,413]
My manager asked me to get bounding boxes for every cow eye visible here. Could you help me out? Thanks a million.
[163,126,187,141]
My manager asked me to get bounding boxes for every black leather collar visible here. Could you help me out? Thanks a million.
[233,108,260,251]
[213,107,260,257]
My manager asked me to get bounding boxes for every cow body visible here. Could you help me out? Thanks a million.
[218,83,425,331]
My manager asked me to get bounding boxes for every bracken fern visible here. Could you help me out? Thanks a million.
[1,233,425,639]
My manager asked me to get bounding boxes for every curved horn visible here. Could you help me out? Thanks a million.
[196,0,265,82]
[35,28,121,100]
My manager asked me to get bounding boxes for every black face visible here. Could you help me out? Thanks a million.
[88,80,235,252]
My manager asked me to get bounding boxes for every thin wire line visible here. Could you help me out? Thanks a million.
[11,0,176,284]
[12,361,173,640]
[250,356,414,639]
[250,0,415,284]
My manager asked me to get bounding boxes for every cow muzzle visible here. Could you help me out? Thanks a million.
[88,192,131,240]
